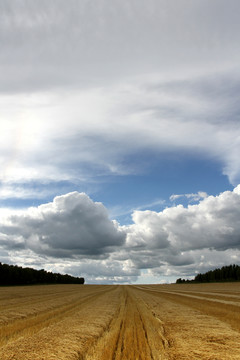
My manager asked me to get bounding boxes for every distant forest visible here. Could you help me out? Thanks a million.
[0,262,84,286]
[176,264,240,284]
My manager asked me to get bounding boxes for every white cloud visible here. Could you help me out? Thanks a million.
[0,192,125,258]
[0,0,240,197]
[1,187,240,283]
[63,258,139,284]
[119,185,240,280]
[0,1,240,283]
[1,71,240,199]
[170,191,208,202]
[127,186,240,253]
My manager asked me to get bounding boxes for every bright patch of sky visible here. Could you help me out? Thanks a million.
[0,0,240,284]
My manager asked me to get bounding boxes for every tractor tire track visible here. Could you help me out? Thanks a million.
[85,286,168,360]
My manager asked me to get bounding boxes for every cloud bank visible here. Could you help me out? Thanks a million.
[1,187,240,283]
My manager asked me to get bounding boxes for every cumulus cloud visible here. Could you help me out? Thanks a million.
[127,185,240,253]
[63,258,140,284]
[119,185,240,280]
[0,192,125,258]
[150,248,240,279]
[1,1,240,283]
[1,187,240,283]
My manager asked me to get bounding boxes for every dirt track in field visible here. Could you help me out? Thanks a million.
[0,283,240,359]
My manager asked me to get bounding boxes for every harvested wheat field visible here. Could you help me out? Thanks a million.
[0,283,240,359]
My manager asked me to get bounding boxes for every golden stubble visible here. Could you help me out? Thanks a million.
[0,283,240,359]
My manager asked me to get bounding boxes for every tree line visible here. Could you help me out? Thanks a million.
[0,262,84,286]
[176,264,240,284]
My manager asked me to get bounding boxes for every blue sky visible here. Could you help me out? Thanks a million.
[0,0,240,284]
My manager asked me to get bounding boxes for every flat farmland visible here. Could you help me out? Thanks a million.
[0,283,240,359]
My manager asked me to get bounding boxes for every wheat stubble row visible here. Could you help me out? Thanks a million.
[0,283,240,359]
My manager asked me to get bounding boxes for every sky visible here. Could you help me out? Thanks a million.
[0,0,240,284]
